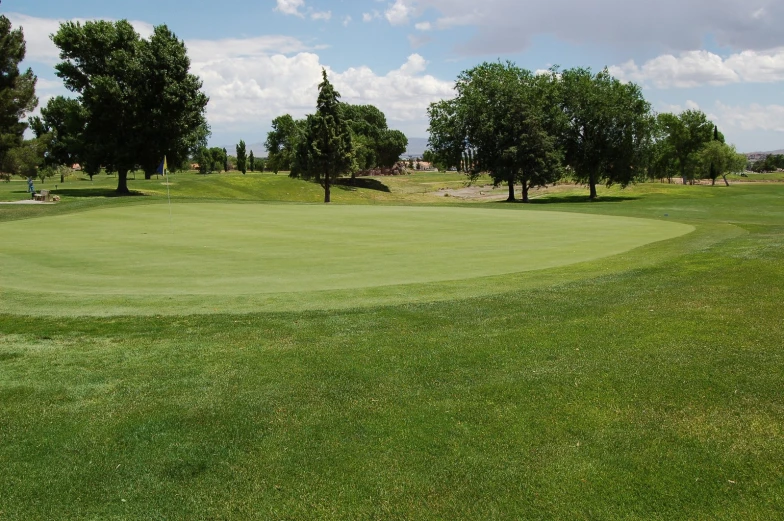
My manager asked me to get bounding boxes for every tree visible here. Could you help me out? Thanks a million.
[427,98,466,172]
[657,110,715,184]
[236,140,247,174]
[51,20,209,193]
[291,69,354,203]
[29,96,86,172]
[249,150,255,172]
[428,62,563,202]
[559,67,653,200]
[4,137,45,178]
[265,114,301,173]
[339,103,408,177]
[698,141,745,186]
[0,11,38,171]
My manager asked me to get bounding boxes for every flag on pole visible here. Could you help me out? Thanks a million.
[157,156,168,175]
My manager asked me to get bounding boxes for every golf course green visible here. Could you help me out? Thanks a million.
[0,203,691,310]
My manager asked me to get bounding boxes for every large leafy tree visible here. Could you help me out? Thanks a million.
[656,110,716,184]
[0,10,38,171]
[29,96,86,170]
[265,114,302,173]
[428,98,467,172]
[698,140,746,186]
[52,20,208,193]
[429,62,563,201]
[292,70,354,203]
[559,68,653,200]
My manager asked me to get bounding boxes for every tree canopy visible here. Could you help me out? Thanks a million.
[51,20,208,193]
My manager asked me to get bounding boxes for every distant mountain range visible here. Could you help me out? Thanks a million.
[746,149,784,155]
[229,137,430,159]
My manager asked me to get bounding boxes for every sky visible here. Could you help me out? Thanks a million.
[8,0,784,152]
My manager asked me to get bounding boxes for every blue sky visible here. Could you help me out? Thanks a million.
[9,0,784,152]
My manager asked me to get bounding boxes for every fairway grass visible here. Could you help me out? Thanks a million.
[1,175,783,520]
[0,203,691,315]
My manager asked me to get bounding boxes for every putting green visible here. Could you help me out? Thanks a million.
[0,203,692,313]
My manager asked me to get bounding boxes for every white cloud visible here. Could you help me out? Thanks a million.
[343,15,352,27]
[275,0,305,17]
[310,10,332,21]
[415,21,432,31]
[385,0,413,26]
[714,102,784,133]
[8,12,153,65]
[191,47,453,134]
[610,47,784,88]
[384,0,784,54]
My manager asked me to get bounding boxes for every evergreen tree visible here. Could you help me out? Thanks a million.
[236,140,247,174]
[223,147,228,172]
[292,70,354,203]
[249,150,255,172]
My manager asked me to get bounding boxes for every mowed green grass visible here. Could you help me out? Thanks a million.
[0,173,783,520]
[0,203,690,314]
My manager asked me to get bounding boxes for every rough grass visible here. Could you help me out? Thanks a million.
[0,171,783,519]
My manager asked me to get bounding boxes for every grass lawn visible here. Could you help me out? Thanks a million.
[0,171,782,519]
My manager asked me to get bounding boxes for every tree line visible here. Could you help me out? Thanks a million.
[428,62,747,201]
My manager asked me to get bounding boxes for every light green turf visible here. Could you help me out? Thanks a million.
[0,203,691,314]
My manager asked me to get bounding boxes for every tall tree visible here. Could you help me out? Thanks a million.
[0,10,38,171]
[429,62,563,202]
[265,114,301,173]
[249,150,255,172]
[292,70,354,203]
[29,96,86,170]
[137,25,209,179]
[236,140,247,174]
[656,110,715,184]
[52,20,208,193]
[427,98,466,172]
[559,68,653,200]
[222,147,228,172]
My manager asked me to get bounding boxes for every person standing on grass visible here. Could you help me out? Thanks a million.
[27,177,34,199]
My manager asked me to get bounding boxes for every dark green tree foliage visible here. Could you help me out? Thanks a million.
[222,147,228,172]
[559,67,653,199]
[265,114,301,173]
[0,12,38,170]
[52,20,208,193]
[236,140,247,174]
[137,26,209,179]
[427,98,466,172]
[750,154,784,172]
[292,69,354,203]
[340,104,407,174]
[29,96,86,170]
[656,110,715,184]
[430,62,563,202]
[248,150,255,172]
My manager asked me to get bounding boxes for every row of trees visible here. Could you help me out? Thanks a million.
[4,15,210,192]
[749,154,784,173]
[428,63,747,201]
[264,73,408,201]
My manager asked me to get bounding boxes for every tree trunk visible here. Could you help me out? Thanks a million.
[522,180,530,203]
[324,173,331,203]
[117,169,130,194]
[507,178,516,202]
[723,174,729,187]
[712,178,716,186]
[589,172,597,200]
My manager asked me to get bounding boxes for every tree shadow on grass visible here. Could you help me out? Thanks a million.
[492,194,640,205]
[52,188,148,198]
[335,178,391,193]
